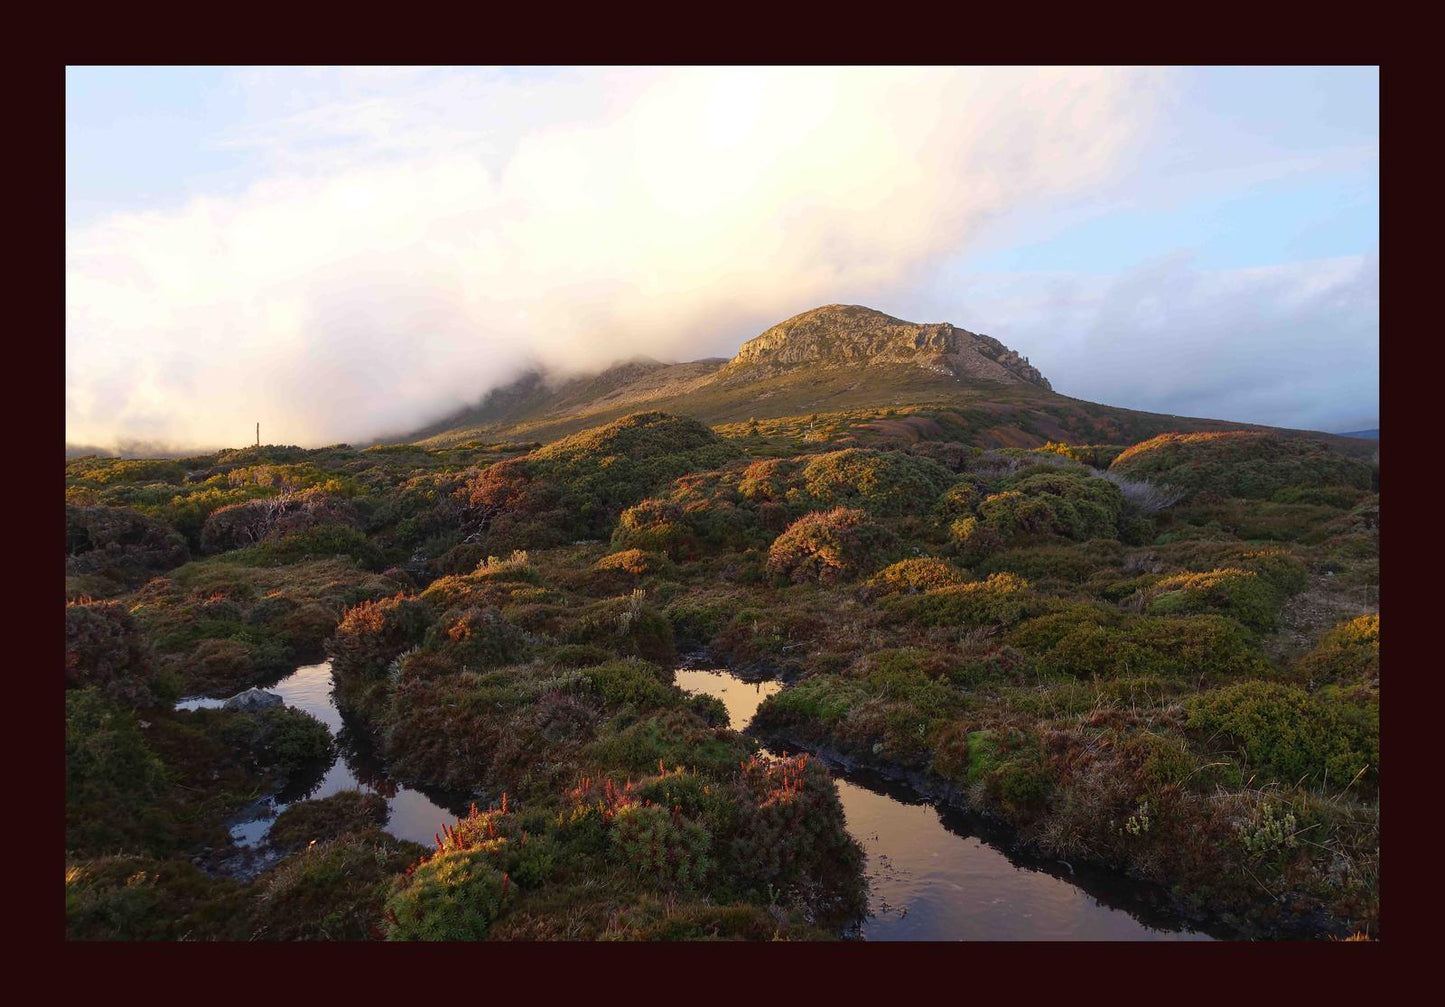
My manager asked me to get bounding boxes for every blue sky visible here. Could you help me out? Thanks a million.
[66,67,1379,448]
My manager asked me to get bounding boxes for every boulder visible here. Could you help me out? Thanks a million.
[223,687,284,712]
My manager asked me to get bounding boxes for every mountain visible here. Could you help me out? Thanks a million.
[398,304,1375,456]
[1339,429,1380,440]
[718,304,1050,388]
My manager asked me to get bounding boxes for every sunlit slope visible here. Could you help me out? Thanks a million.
[401,305,1376,457]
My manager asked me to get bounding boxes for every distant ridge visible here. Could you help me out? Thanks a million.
[1339,429,1380,440]
[394,304,1375,457]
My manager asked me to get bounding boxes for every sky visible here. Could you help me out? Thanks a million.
[66,66,1379,451]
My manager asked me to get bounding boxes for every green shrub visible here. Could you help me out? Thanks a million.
[1145,567,1282,631]
[423,606,530,669]
[268,791,390,849]
[612,803,712,892]
[563,592,676,663]
[1186,681,1378,789]
[865,558,967,596]
[798,448,956,516]
[383,847,514,940]
[221,707,335,778]
[727,755,866,920]
[1111,432,1374,500]
[579,659,677,711]
[884,572,1037,627]
[254,829,424,940]
[66,691,167,854]
[66,856,246,940]
[1293,614,1379,686]
[1015,613,1266,680]
[612,499,701,559]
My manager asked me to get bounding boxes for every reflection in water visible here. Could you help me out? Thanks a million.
[673,665,1212,942]
[177,662,468,849]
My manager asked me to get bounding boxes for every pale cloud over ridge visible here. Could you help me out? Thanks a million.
[67,66,1377,451]
[66,67,1161,449]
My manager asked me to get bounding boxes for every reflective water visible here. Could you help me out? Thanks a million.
[177,662,469,848]
[674,666,1213,941]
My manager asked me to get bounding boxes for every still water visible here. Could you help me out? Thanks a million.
[673,666,1213,941]
[177,662,467,849]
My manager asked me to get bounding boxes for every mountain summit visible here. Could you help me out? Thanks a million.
[722,305,1051,389]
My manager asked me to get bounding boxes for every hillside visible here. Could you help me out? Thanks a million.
[400,305,1375,457]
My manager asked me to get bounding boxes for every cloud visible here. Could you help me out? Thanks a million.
[924,251,1379,432]
[66,67,1162,450]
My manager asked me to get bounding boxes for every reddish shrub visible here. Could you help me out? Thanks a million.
[766,508,898,585]
[65,600,160,707]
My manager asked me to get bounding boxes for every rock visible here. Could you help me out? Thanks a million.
[223,687,284,712]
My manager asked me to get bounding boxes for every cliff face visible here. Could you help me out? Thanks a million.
[722,304,1051,389]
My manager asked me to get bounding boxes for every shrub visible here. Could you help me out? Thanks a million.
[221,707,335,778]
[798,448,956,516]
[976,469,1125,543]
[727,755,866,920]
[253,829,423,941]
[596,549,668,577]
[268,791,390,849]
[66,691,167,854]
[231,523,383,570]
[1185,681,1378,789]
[579,659,677,711]
[611,499,700,559]
[1145,567,1283,631]
[767,508,898,585]
[66,856,246,941]
[200,490,358,554]
[737,457,804,503]
[932,479,983,522]
[423,606,530,670]
[1110,432,1374,500]
[66,505,189,585]
[1293,614,1379,686]
[563,592,676,663]
[65,600,165,708]
[612,803,712,892]
[471,550,539,584]
[1015,613,1266,680]
[884,572,1037,627]
[864,558,967,597]
[327,594,434,683]
[383,848,514,940]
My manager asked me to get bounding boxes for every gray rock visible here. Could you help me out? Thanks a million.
[223,688,284,712]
